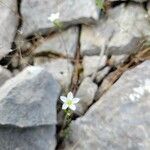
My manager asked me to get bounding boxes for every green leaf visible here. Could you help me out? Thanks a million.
[96,0,105,10]
[53,20,63,30]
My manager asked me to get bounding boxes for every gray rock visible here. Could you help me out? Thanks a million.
[34,58,73,90]
[108,0,147,2]
[0,0,18,59]
[0,125,56,150]
[80,3,150,56]
[95,70,118,100]
[12,69,20,76]
[95,66,111,83]
[83,55,107,77]
[80,16,110,56]
[147,1,150,16]
[75,77,98,115]
[63,61,150,150]
[0,66,61,127]
[33,27,79,58]
[21,0,99,37]
[133,0,147,1]
[0,66,12,87]
[109,54,129,67]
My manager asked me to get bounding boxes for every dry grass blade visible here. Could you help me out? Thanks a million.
[99,46,150,98]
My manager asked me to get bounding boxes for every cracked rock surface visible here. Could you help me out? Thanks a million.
[80,3,150,56]
[0,0,18,60]
[0,0,150,150]
[63,61,150,150]
[21,0,99,37]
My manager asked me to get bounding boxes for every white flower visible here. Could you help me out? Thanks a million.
[48,12,60,22]
[144,79,150,93]
[60,92,80,111]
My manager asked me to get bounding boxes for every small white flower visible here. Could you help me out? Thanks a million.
[144,79,150,93]
[60,92,80,111]
[48,12,60,22]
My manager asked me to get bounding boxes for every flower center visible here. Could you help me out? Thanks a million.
[66,99,73,106]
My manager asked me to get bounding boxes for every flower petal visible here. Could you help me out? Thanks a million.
[73,98,80,104]
[48,13,60,22]
[69,105,76,111]
[67,92,73,99]
[60,96,67,102]
[55,12,60,18]
[62,104,68,110]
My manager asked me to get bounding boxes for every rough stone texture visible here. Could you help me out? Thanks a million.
[0,66,12,87]
[33,27,79,58]
[0,125,56,150]
[80,3,150,56]
[0,0,18,59]
[95,66,111,83]
[75,77,98,115]
[63,61,150,150]
[109,54,129,67]
[34,58,73,90]
[147,1,150,16]
[108,0,147,2]
[21,0,99,37]
[134,0,147,1]
[83,55,107,77]
[0,66,61,127]
[12,69,20,76]
[95,70,119,101]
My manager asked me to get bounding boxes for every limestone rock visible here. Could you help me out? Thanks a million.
[83,55,107,77]
[33,27,79,58]
[147,1,150,16]
[80,3,150,56]
[75,77,98,115]
[109,54,129,67]
[21,0,99,37]
[108,0,147,2]
[0,125,56,150]
[0,66,12,87]
[0,66,61,127]
[0,0,18,59]
[95,70,118,100]
[63,61,150,150]
[34,58,73,90]
[95,66,111,83]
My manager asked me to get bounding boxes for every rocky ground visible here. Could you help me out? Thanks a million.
[0,0,150,150]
